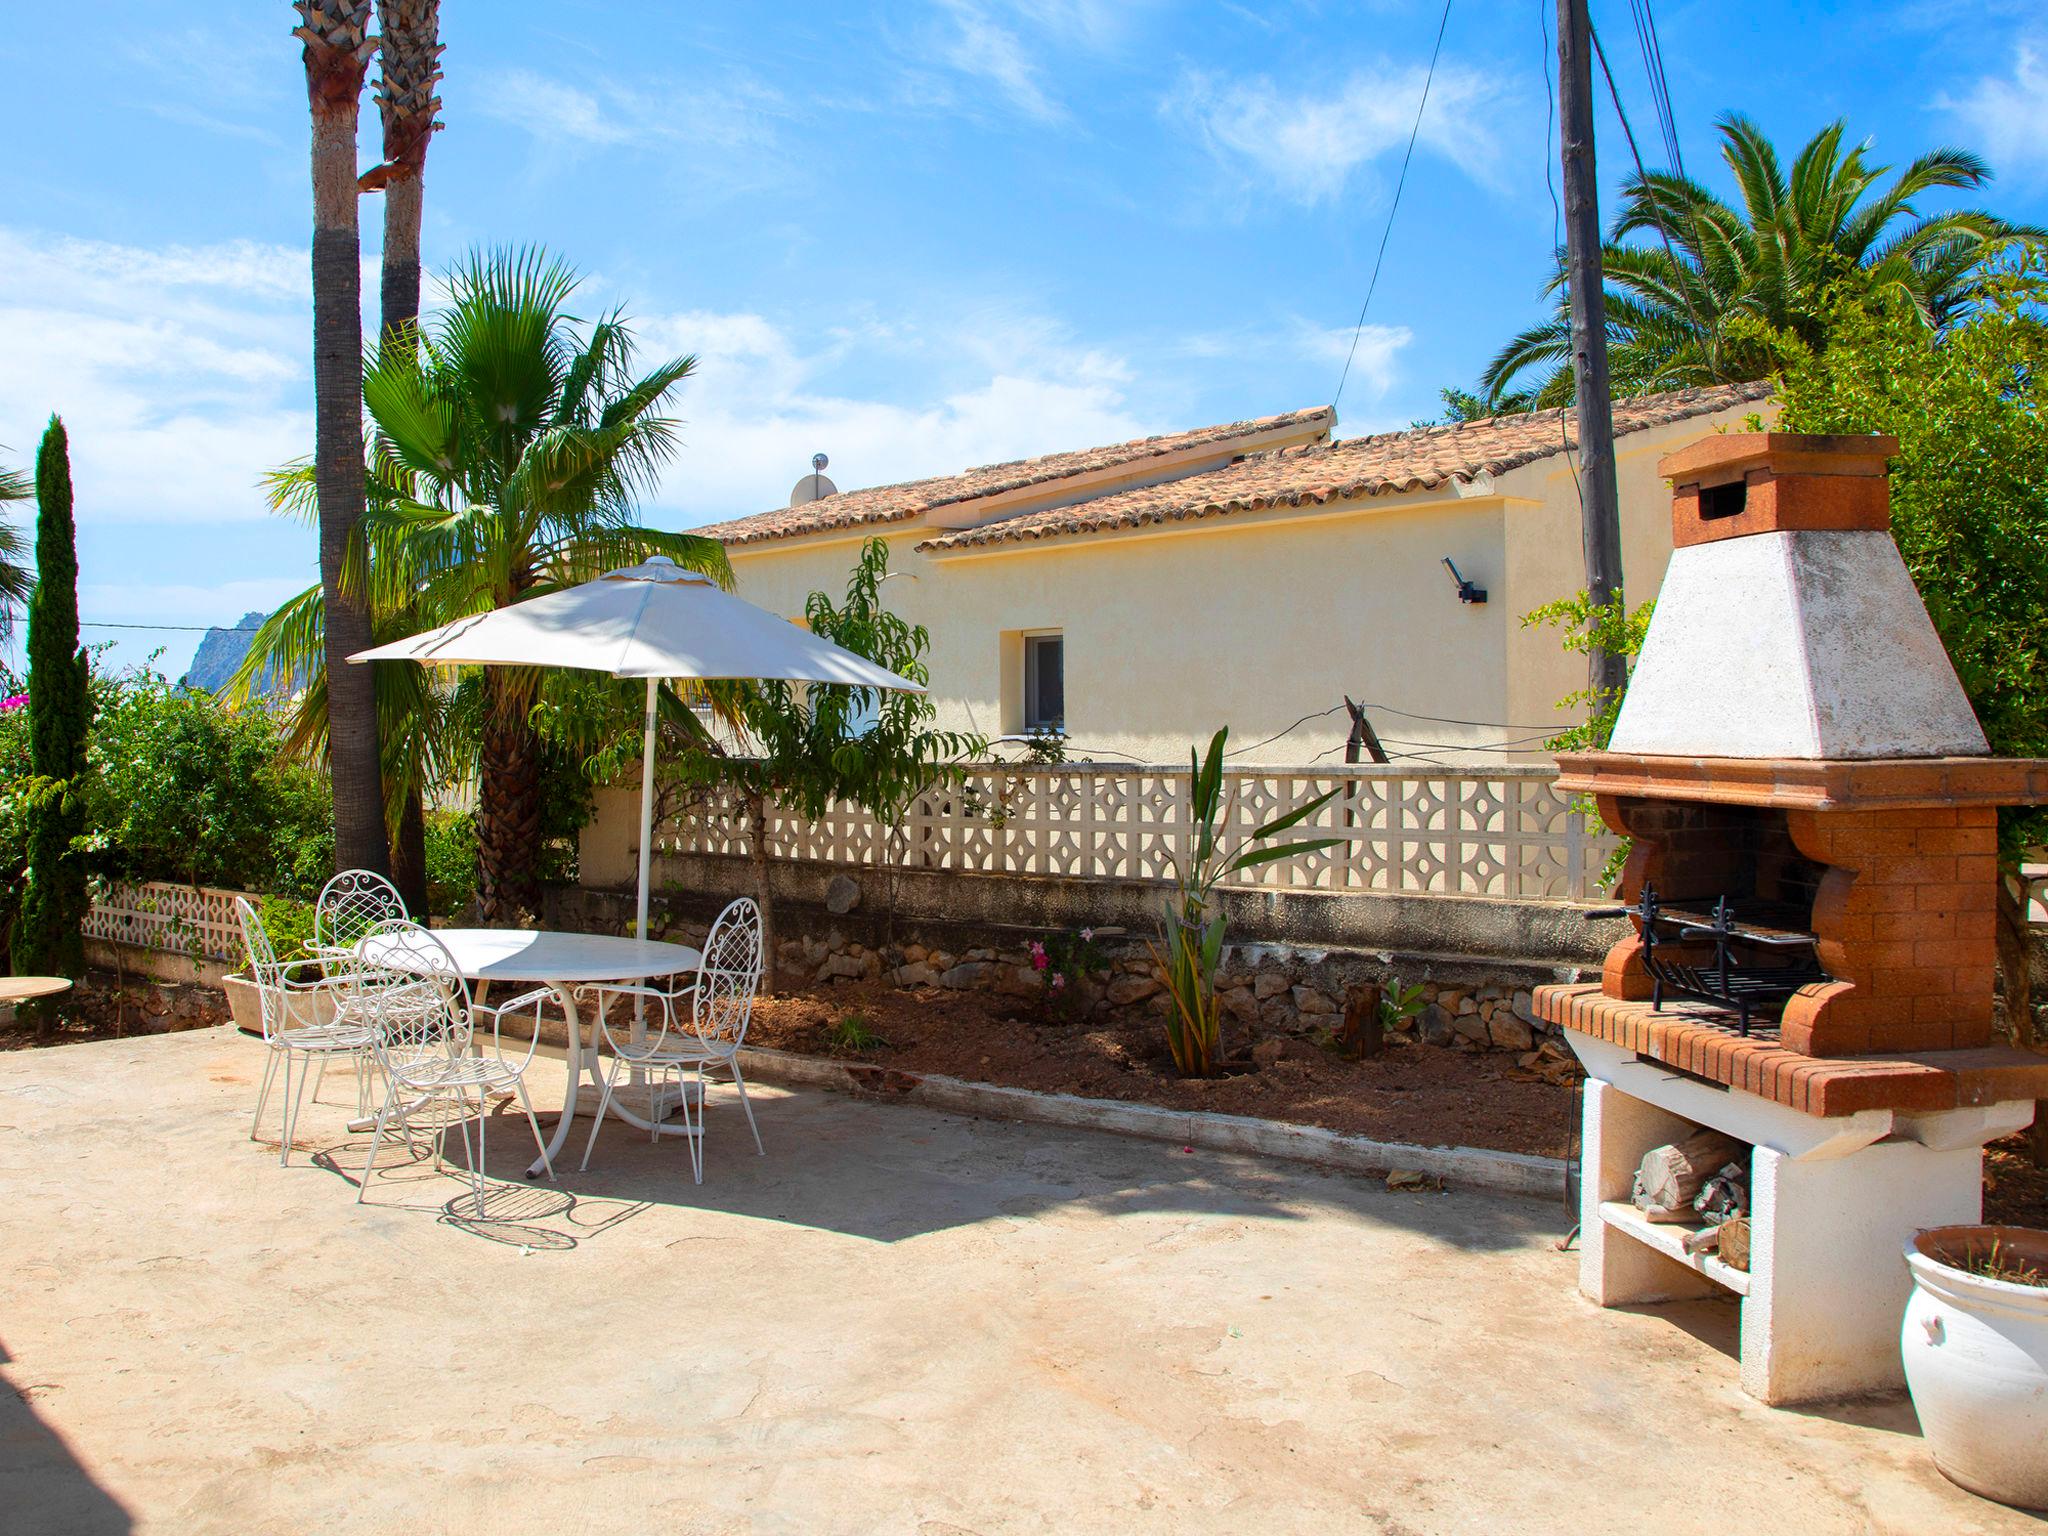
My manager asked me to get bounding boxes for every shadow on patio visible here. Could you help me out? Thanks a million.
[302,1065,1566,1254]
[0,1338,133,1536]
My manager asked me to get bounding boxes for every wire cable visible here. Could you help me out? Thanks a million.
[80,621,255,633]
[1333,0,1454,413]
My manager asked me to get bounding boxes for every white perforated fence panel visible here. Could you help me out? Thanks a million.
[656,765,1618,903]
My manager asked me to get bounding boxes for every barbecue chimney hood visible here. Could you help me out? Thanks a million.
[1608,434,1988,761]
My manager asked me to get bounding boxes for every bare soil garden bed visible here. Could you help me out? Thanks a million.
[0,969,227,1053]
[746,981,1580,1158]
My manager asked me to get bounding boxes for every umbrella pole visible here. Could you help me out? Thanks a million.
[632,677,657,1068]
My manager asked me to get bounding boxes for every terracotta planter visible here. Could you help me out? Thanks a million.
[222,972,338,1039]
[1903,1225,2048,1510]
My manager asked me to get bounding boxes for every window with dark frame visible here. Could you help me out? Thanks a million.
[1023,633,1064,732]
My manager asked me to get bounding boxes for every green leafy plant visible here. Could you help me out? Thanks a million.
[1150,729,1341,1078]
[685,538,986,982]
[1030,926,1110,1019]
[257,894,320,966]
[422,808,477,917]
[1380,983,1427,1033]
[826,1011,886,1054]
[1772,252,2048,1072]
[1522,590,1655,890]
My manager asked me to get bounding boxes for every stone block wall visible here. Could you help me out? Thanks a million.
[547,881,1587,1058]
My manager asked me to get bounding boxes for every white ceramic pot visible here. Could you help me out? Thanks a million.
[1903,1225,2048,1510]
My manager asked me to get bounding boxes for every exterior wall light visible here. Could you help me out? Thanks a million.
[1442,556,1488,604]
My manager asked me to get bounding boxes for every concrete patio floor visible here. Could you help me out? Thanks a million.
[1,1027,2034,1535]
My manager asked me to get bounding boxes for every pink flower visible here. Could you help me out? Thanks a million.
[0,694,26,713]
[1050,972,1066,990]
[1029,941,1048,971]
[1079,927,1094,942]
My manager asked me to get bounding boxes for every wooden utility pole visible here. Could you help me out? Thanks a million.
[1557,0,1628,710]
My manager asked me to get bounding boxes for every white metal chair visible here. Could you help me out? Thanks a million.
[355,919,558,1215]
[579,898,766,1182]
[237,896,379,1166]
[314,868,409,950]
[307,868,410,1106]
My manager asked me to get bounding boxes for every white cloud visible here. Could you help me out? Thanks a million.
[0,228,311,525]
[632,307,1156,526]
[931,0,1063,122]
[1940,43,2048,180]
[472,66,785,154]
[1169,61,1512,206]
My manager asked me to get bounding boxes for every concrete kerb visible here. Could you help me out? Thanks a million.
[734,1045,1570,1201]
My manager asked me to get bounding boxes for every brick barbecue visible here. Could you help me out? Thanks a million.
[1533,432,2048,1405]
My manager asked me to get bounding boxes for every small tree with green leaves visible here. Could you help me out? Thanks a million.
[14,418,92,1026]
[1771,255,2048,1079]
[687,539,984,984]
[1151,729,1339,1077]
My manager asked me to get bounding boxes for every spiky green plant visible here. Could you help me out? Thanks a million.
[1150,729,1340,1078]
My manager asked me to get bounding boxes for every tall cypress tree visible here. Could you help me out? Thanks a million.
[16,416,91,1016]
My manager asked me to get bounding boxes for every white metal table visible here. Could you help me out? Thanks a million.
[355,928,702,1178]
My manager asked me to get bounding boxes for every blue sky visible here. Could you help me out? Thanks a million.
[2,0,2043,676]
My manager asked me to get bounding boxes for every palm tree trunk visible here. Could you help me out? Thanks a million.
[476,665,542,922]
[747,791,776,993]
[298,3,387,880]
[371,0,440,917]
[390,784,430,917]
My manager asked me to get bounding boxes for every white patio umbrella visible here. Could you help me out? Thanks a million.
[349,556,923,942]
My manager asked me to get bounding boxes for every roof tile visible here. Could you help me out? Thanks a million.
[917,383,1771,553]
[700,406,1336,548]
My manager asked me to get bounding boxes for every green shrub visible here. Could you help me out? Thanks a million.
[80,663,334,898]
[257,894,319,965]
[423,809,477,917]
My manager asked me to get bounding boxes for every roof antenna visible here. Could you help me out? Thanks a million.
[789,451,838,507]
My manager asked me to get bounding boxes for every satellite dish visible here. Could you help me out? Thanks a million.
[788,451,838,507]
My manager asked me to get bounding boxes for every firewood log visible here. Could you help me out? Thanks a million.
[1719,1217,1751,1272]
[1632,1129,1746,1218]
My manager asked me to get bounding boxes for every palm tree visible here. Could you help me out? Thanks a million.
[364,0,442,342]
[363,0,444,911]
[0,459,31,645]
[1481,115,2042,409]
[242,248,731,921]
[293,0,389,878]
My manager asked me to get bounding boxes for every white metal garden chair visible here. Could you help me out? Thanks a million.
[578,897,766,1182]
[306,868,409,1107]
[236,895,380,1166]
[355,918,558,1215]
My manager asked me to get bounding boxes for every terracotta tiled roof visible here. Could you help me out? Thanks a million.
[917,383,1772,553]
[698,406,1335,547]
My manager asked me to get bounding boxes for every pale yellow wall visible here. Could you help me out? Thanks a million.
[1498,399,1773,747]
[719,399,1769,767]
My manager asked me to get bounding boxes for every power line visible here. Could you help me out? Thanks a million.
[1588,21,1709,346]
[1332,0,1455,413]
[81,621,255,633]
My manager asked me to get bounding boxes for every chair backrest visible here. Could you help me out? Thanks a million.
[234,895,290,1043]
[357,919,472,1073]
[691,897,764,1047]
[315,868,408,950]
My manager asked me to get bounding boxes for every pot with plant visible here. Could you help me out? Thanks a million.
[1152,728,1339,1078]
[1902,1224,2048,1509]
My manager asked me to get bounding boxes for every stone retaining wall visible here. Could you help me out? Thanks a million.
[546,882,1593,1058]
